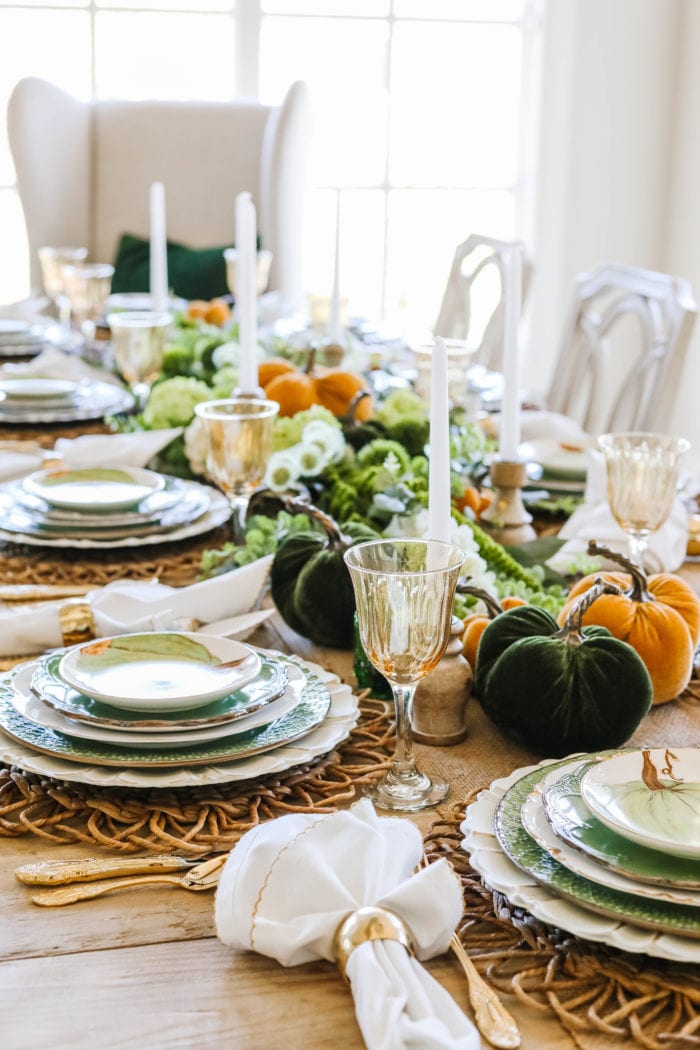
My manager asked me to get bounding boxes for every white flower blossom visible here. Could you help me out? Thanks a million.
[301,419,345,464]
[212,341,240,370]
[382,451,402,479]
[296,442,329,477]
[384,508,430,539]
[264,448,301,493]
[183,416,209,477]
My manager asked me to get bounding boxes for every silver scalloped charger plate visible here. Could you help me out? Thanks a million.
[0,378,134,422]
[461,756,700,963]
[0,653,358,787]
[0,654,330,767]
[33,650,289,730]
[0,479,230,549]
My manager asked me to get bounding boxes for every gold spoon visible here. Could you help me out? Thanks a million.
[449,934,521,1049]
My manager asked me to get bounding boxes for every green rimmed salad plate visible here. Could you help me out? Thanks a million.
[32,650,289,731]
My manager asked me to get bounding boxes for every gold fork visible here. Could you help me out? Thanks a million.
[449,933,521,1049]
[30,854,226,907]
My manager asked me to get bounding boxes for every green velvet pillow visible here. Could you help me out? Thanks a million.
[111,233,232,301]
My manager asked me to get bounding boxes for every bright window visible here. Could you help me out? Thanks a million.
[0,0,542,331]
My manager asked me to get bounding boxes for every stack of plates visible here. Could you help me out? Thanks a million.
[461,747,700,962]
[0,631,359,787]
[0,375,134,423]
[0,318,83,358]
[520,439,588,495]
[0,465,231,548]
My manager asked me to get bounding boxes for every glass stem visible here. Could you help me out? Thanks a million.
[628,530,648,569]
[230,495,248,546]
[390,683,419,777]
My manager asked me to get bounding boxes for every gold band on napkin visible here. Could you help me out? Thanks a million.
[58,599,95,648]
[334,905,416,981]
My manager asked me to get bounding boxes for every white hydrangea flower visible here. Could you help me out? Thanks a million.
[212,341,240,369]
[296,442,329,477]
[264,448,301,492]
[301,419,345,463]
[384,508,430,539]
[183,416,209,477]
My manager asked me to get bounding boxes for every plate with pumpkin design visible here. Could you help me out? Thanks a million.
[580,747,700,859]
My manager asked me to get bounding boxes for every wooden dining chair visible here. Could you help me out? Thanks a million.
[434,233,533,371]
[546,262,697,435]
[7,77,312,311]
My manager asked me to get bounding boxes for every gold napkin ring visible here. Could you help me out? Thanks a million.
[334,905,416,982]
[58,599,95,648]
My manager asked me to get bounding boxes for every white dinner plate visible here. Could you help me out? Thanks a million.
[13,661,304,749]
[0,378,133,419]
[24,466,165,513]
[0,377,78,401]
[580,748,700,859]
[58,632,261,711]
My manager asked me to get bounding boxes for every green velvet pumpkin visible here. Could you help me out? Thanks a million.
[475,583,653,758]
[270,501,378,648]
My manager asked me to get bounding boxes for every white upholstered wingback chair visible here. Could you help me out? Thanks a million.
[7,77,312,309]
[434,234,533,371]
[546,262,697,435]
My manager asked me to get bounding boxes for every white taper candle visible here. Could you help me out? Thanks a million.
[236,191,258,393]
[427,336,452,544]
[149,182,168,315]
[328,193,342,343]
[498,245,522,461]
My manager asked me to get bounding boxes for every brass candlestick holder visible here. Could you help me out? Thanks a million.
[480,459,536,545]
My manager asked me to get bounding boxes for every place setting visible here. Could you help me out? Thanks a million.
[0,464,231,549]
[461,745,700,964]
[0,316,83,359]
[0,372,135,424]
[0,629,359,786]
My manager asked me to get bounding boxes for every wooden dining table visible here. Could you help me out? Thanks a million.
[2,551,699,1050]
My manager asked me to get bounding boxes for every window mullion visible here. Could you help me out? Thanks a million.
[237,0,261,98]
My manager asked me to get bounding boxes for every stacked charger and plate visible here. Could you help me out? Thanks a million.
[0,318,82,359]
[520,439,588,496]
[0,465,230,549]
[0,631,358,788]
[0,374,134,424]
[462,746,700,962]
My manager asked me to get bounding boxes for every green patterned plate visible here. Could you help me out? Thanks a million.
[0,654,330,768]
[32,651,288,731]
[495,759,700,939]
[543,758,700,889]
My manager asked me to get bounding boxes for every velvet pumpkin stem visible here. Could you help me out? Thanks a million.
[279,494,351,552]
[456,577,503,620]
[557,576,624,645]
[586,540,654,602]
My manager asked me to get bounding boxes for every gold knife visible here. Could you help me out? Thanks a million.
[0,584,93,603]
[30,856,227,906]
[15,853,224,886]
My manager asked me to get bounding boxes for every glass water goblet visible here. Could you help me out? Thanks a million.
[62,262,115,352]
[194,398,279,542]
[38,245,88,327]
[224,248,274,299]
[344,538,465,812]
[107,311,172,412]
[598,431,690,567]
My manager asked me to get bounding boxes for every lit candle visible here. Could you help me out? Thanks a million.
[328,193,342,344]
[149,182,168,315]
[498,245,522,461]
[235,191,258,393]
[427,336,451,544]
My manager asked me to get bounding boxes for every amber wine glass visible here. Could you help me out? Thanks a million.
[344,539,464,811]
[598,431,690,566]
[194,398,279,542]
[107,311,172,412]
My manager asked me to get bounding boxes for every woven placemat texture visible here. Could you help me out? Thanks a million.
[425,801,700,1050]
[0,419,111,447]
[0,695,392,852]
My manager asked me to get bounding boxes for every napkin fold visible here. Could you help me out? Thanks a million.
[0,429,183,483]
[547,450,689,574]
[0,556,273,658]
[215,799,479,1050]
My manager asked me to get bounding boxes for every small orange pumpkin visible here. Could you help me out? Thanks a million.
[557,541,700,705]
[264,369,318,416]
[315,369,373,420]
[457,583,527,670]
[258,358,297,390]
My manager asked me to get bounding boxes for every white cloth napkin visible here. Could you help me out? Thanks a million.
[547,450,689,574]
[0,429,183,483]
[215,799,479,1050]
[519,409,590,445]
[0,556,273,658]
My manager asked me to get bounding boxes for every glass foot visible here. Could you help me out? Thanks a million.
[363,773,449,812]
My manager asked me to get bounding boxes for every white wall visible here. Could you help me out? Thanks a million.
[528,0,684,411]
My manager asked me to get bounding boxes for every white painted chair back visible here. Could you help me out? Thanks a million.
[547,262,697,434]
[434,234,533,371]
[8,77,312,308]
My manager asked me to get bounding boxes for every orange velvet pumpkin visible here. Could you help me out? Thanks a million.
[557,542,700,705]
[264,369,319,416]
